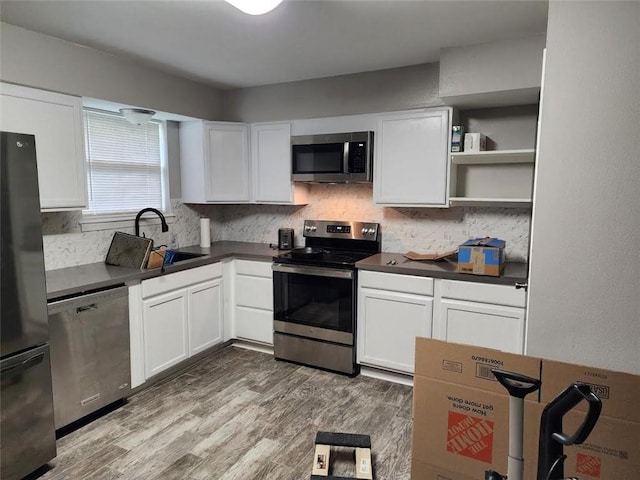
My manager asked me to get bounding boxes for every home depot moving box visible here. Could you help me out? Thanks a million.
[536,359,640,479]
[412,338,640,480]
[527,403,640,479]
[411,338,542,479]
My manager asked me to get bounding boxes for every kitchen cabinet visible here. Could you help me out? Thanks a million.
[251,122,308,205]
[374,108,451,207]
[230,259,274,345]
[449,149,535,207]
[180,121,251,203]
[357,271,527,375]
[131,263,224,386]
[0,82,87,210]
[188,279,223,355]
[143,290,189,378]
[357,271,434,374]
[433,279,526,354]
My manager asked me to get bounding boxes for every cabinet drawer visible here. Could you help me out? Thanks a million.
[235,307,273,345]
[235,259,273,278]
[236,275,273,310]
[359,270,434,296]
[439,279,525,308]
[142,263,222,298]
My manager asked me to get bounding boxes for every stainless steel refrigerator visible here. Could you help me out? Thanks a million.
[1,131,57,479]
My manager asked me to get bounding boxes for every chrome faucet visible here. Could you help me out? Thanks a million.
[135,208,168,237]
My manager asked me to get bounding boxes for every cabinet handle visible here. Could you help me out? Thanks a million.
[515,282,528,291]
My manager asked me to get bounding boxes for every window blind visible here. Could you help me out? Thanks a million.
[83,109,165,215]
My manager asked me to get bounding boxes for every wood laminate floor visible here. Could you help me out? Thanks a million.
[35,346,413,480]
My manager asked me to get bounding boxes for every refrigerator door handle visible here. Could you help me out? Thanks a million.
[0,352,45,375]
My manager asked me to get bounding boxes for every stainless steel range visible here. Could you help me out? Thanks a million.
[272,220,380,375]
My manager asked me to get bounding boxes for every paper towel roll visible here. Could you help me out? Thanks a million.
[200,218,211,248]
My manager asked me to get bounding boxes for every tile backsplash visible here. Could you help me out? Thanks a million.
[41,200,218,271]
[42,185,530,271]
[214,184,531,261]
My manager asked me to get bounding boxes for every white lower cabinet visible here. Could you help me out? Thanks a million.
[434,279,526,354]
[231,259,274,345]
[143,290,189,379]
[357,271,527,376]
[188,279,223,355]
[436,298,525,354]
[357,271,434,374]
[131,263,224,386]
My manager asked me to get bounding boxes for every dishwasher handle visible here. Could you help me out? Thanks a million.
[76,304,98,313]
[48,285,128,315]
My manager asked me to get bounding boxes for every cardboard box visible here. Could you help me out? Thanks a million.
[411,459,477,480]
[540,358,640,423]
[463,133,487,152]
[529,403,640,479]
[412,338,640,480]
[412,339,541,479]
[457,238,505,276]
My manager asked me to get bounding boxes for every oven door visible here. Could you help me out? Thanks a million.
[273,263,354,345]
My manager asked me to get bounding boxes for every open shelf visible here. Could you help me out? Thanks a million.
[451,148,535,165]
[449,149,535,208]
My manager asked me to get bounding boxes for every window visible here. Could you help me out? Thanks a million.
[83,108,169,217]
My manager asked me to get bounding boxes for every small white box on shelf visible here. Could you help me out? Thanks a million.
[464,133,487,153]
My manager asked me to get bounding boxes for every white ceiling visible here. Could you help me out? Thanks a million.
[0,0,548,90]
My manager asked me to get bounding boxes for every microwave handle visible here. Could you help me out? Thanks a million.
[343,141,350,174]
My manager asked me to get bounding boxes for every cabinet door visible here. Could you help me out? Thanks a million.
[188,279,223,355]
[251,122,294,203]
[436,299,525,353]
[357,288,433,374]
[0,83,86,210]
[143,290,188,378]
[374,109,449,206]
[205,122,250,202]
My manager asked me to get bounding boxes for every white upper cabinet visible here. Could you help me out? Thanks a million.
[180,121,250,203]
[251,122,308,205]
[0,83,87,211]
[180,120,307,205]
[374,108,451,207]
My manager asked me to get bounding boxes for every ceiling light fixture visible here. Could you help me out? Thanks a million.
[119,108,156,125]
[224,0,283,15]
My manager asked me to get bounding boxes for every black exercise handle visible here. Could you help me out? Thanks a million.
[491,368,542,398]
[550,384,602,446]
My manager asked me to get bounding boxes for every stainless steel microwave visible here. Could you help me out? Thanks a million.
[291,131,373,183]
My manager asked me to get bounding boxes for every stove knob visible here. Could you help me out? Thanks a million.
[310,225,317,232]
[367,228,376,235]
[304,225,311,232]
[361,227,368,235]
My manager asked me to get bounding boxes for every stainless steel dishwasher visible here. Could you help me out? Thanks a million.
[48,285,130,429]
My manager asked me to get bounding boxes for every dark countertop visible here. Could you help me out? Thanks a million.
[46,241,281,300]
[355,253,527,286]
[46,241,527,299]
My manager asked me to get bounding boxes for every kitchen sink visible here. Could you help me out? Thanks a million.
[171,251,207,263]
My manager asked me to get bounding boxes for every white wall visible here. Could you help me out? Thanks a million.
[221,63,442,122]
[439,35,546,108]
[0,23,223,119]
[526,2,640,374]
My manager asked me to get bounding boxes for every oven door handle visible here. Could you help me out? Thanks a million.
[272,263,353,280]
